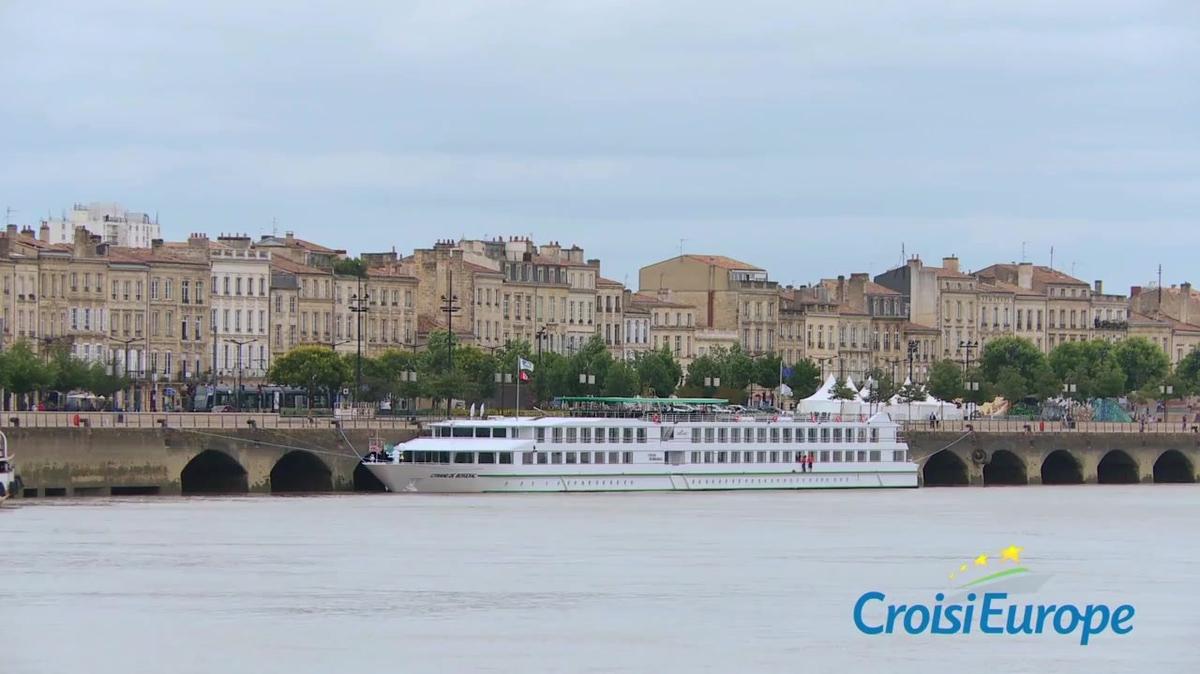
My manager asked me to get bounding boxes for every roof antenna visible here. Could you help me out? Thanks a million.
[1158,264,1163,303]
[1021,241,1027,262]
[4,206,16,226]
[272,217,278,237]
[1049,245,1054,270]
[679,238,686,258]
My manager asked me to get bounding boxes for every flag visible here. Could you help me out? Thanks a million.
[782,367,794,380]
[519,370,530,382]
[518,357,534,372]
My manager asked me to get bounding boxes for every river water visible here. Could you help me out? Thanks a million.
[4,487,1198,673]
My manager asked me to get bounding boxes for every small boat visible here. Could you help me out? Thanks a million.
[0,431,16,504]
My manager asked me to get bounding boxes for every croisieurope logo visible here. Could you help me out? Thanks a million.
[853,545,1134,646]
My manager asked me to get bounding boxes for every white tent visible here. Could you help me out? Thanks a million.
[798,374,869,417]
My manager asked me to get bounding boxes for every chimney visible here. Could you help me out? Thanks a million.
[1017,262,1033,290]
[941,256,959,273]
[837,275,846,302]
[1130,286,1142,297]
[73,226,93,258]
[39,222,49,242]
[1182,282,1192,325]
[151,238,164,251]
[188,233,209,250]
[5,224,15,238]
[1094,280,1103,295]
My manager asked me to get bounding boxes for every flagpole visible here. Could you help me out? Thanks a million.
[516,358,522,419]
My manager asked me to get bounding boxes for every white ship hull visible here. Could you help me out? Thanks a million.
[366,462,918,493]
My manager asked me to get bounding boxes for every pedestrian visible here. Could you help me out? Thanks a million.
[800,452,807,473]
[807,452,814,472]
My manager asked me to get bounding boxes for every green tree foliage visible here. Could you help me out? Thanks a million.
[0,341,56,408]
[47,347,92,392]
[1112,336,1170,393]
[896,381,928,403]
[829,377,857,401]
[1047,340,1126,400]
[994,367,1028,404]
[603,361,639,397]
[333,257,367,278]
[268,346,351,407]
[862,368,897,404]
[684,354,723,394]
[634,348,682,397]
[926,359,964,402]
[1176,348,1200,396]
[785,359,822,399]
[752,353,783,390]
[978,336,1058,402]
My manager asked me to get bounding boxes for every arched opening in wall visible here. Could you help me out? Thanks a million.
[270,451,332,493]
[181,450,249,494]
[1097,450,1139,485]
[1040,450,1083,485]
[353,463,387,492]
[923,450,968,486]
[1153,450,1195,484]
[983,450,1027,486]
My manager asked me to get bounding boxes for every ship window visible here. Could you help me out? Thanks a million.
[453,427,473,438]
[808,428,818,443]
[832,428,843,443]
[871,428,880,442]
[499,453,512,464]
[869,450,881,462]
[757,451,766,463]
[580,452,591,464]
[454,452,474,463]
[769,451,778,462]
[581,428,592,443]
[609,428,620,443]
[436,427,450,437]
[536,428,545,443]
[858,450,868,462]
[623,428,634,443]
[551,452,563,464]
[609,451,620,464]
[552,428,563,443]
[492,428,507,438]
[691,427,701,443]
[474,428,490,438]
[718,428,728,443]
[770,428,779,443]
[595,452,606,464]
[730,451,740,463]
[782,428,792,443]
[565,452,577,464]
[820,428,830,443]
[845,451,856,463]
[717,451,728,463]
[566,428,577,443]
[757,428,767,443]
[783,451,792,463]
[691,451,700,463]
[537,452,548,464]
[438,452,451,463]
[478,452,496,464]
[730,428,740,443]
[820,451,831,462]
[743,451,753,463]
[623,451,632,464]
[704,427,715,443]
[636,428,647,443]
[858,428,868,443]
[523,452,535,464]
[832,451,842,462]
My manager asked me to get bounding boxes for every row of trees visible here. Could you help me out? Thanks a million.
[0,342,130,409]
[920,335,1182,405]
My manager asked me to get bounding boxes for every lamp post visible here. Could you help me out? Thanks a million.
[227,337,257,412]
[1159,384,1173,423]
[350,276,370,408]
[115,336,138,412]
[440,269,461,419]
[959,340,978,374]
[906,340,918,383]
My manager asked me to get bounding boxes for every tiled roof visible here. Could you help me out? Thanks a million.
[902,321,940,333]
[597,276,624,287]
[270,255,328,276]
[680,254,763,271]
[863,280,900,296]
[630,292,693,309]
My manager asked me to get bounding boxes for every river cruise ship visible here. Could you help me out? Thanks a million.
[364,397,917,493]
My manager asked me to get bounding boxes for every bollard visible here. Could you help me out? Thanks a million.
[8,417,18,428]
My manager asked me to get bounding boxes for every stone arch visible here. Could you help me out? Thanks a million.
[923,450,969,486]
[983,449,1027,486]
[1040,450,1083,485]
[353,463,387,492]
[181,450,249,494]
[270,450,333,493]
[1097,450,1139,485]
[1153,450,1195,484]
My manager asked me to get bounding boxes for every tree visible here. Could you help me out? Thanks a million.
[751,353,783,390]
[603,361,639,397]
[979,336,1057,401]
[684,354,723,394]
[829,378,857,401]
[896,381,927,403]
[0,341,56,409]
[48,347,91,393]
[862,369,897,404]
[268,346,351,409]
[1113,337,1170,393]
[994,367,1028,405]
[567,336,613,396]
[926,359,964,402]
[785,359,822,399]
[634,348,681,397]
[333,257,367,278]
[1176,347,1200,396]
[1048,340,1125,400]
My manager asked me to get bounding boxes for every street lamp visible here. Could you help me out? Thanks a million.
[906,340,919,382]
[350,278,370,408]
[1160,384,1174,423]
[114,336,138,412]
[959,340,979,374]
[440,269,461,419]
[227,337,257,411]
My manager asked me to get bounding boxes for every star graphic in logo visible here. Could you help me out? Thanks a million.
[1001,545,1023,564]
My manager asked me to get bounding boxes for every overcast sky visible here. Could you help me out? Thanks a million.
[1,1,1196,292]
